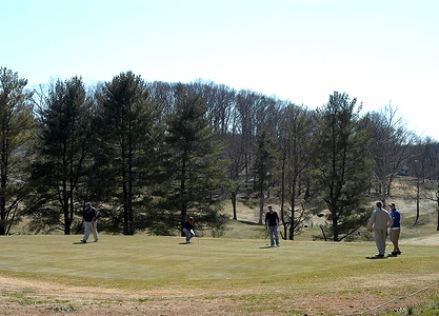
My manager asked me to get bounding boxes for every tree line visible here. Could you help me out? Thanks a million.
[1,66,438,240]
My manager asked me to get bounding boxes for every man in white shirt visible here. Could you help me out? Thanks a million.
[368,201,393,258]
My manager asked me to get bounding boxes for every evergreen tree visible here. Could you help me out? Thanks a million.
[163,85,227,234]
[94,71,161,235]
[28,76,93,234]
[0,67,36,235]
[315,91,374,241]
[253,129,276,224]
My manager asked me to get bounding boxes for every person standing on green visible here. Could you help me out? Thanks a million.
[368,201,393,258]
[389,202,402,256]
[80,202,99,243]
[265,206,280,247]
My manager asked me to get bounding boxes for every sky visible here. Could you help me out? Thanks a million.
[2,0,438,139]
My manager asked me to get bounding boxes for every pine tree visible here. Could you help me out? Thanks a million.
[28,76,93,234]
[0,67,36,235]
[253,129,276,224]
[315,91,374,241]
[163,85,227,234]
[94,71,162,235]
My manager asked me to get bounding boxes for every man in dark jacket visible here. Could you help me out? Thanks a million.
[80,202,99,243]
[182,217,195,243]
[265,206,280,247]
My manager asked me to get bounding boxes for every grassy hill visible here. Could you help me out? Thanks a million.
[218,179,439,242]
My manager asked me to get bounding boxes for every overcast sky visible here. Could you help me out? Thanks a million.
[2,0,438,139]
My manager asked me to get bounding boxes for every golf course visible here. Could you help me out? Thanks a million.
[1,231,438,316]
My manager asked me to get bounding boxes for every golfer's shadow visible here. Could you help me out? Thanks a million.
[72,241,87,245]
[365,256,388,259]
[260,246,275,249]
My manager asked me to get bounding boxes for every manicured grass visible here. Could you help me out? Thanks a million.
[1,234,438,315]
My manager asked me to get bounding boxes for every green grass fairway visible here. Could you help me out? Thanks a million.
[1,235,439,315]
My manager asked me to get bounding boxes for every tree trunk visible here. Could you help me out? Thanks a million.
[258,188,264,225]
[0,198,5,235]
[231,191,237,220]
[415,179,420,225]
[332,217,339,242]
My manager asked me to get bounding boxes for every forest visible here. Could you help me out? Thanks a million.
[1,66,439,241]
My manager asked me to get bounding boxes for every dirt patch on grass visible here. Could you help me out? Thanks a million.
[403,234,439,245]
[1,275,438,316]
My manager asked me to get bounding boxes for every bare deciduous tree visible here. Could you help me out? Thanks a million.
[367,104,417,205]
[275,104,317,240]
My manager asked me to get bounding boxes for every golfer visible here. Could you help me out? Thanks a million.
[368,201,393,258]
[389,202,402,256]
[265,206,280,247]
[80,202,99,243]
[182,217,195,243]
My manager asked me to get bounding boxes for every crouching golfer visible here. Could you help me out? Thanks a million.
[182,217,195,243]
[80,202,99,243]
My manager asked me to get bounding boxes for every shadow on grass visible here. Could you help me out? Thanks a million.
[237,220,260,226]
[365,256,389,259]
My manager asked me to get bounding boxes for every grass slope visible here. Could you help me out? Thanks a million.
[1,235,439,315]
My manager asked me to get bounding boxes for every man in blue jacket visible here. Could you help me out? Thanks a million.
[389,202,402,256]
